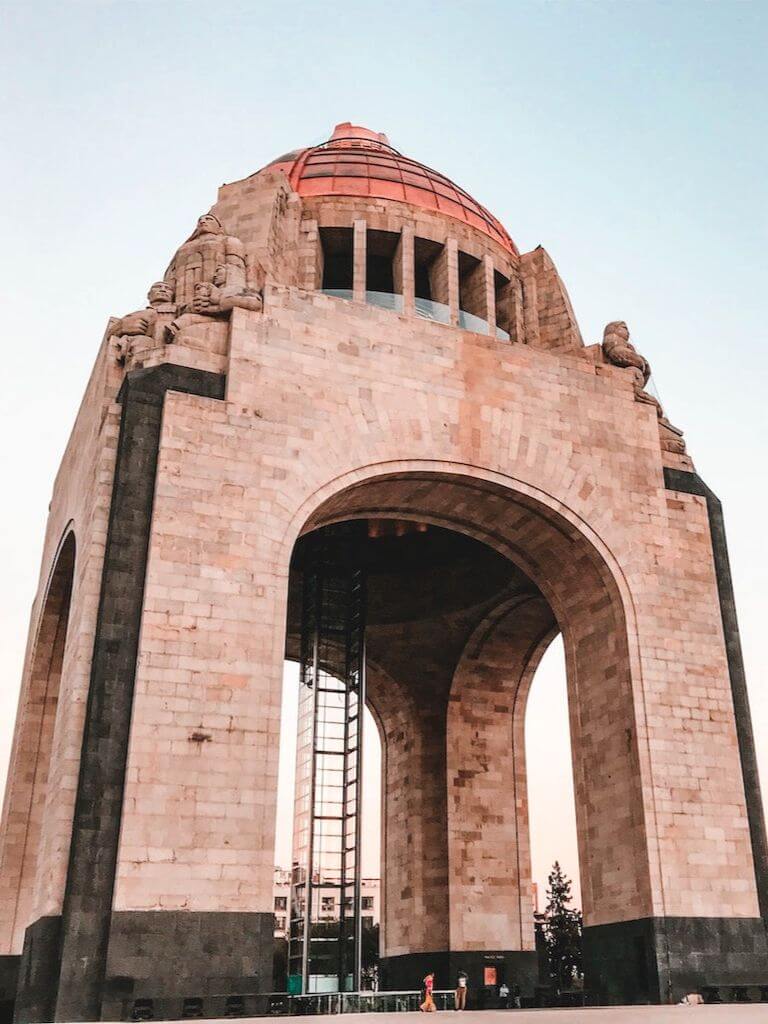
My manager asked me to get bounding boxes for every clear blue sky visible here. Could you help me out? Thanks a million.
[0,0,766,902]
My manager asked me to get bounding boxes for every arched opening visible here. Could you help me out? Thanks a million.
[0,531,76,954]
[276,469,649,998]
[525,637,580,912]
[273,663,381,992]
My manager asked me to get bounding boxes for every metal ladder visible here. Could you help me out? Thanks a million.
[289,534,365,994]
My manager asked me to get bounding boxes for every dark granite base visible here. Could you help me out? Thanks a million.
[380,949,538,1003]
[584,915,768,1004]
[100,911,274,1021]
[13,915,61,1024]
[0,955,19,1024]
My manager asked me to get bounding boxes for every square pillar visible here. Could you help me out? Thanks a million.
[510,274,525,344]
[484,255,496,336]
[353,219,366,302]
[394,225,415,315]
[447,237,459,326]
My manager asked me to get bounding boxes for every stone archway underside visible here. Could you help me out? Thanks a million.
[284,471,652,989]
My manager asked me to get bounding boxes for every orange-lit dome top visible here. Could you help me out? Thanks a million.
[263,123,517,256]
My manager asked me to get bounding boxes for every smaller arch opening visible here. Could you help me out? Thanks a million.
[0,531,75,953]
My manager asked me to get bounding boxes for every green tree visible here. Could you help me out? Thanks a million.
[543,861,583,993]
[361,922,380,990]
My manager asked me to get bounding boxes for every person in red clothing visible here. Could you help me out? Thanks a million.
[420,973,436,1012]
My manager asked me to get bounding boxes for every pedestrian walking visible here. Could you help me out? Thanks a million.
[420,973,436,1012]
[499,982,510,1009]
[455,970,468,1010]
[512,984,522,1009]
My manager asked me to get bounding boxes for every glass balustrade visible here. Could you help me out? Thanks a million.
[366,290,403,312]
[320,289,509,341]
[414,297,450,324]
[459,308,490,335]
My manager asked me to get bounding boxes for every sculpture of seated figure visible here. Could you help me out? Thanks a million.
[164,263,262,343]
[602,319,661,409]
[164,212,247,312]
[601,320,650,387]
[602,320,687,454]
[110,281,176,364]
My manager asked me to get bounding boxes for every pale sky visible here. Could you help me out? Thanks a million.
[1,0,766,911]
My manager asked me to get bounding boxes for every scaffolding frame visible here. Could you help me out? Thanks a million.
[288,534,365,994]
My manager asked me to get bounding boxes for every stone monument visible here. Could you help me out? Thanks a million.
[0,122,765,1021]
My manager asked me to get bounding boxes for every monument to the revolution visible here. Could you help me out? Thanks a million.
[0,123,765,1020]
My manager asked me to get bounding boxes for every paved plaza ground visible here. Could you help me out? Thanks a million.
[100,1008,768,1024]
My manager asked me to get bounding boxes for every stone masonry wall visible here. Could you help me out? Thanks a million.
[0,331,121,951]
[111,288,759,936]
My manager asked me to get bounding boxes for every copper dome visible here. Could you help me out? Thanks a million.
[263,123,517,256]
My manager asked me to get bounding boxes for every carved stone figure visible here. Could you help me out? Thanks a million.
[601,321,650,387]
[110,281,176,364]
[164,212,247,311]
[164,263,263,343]
[602,321,687,455]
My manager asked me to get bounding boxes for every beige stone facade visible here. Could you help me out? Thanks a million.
[0,122,765,1020]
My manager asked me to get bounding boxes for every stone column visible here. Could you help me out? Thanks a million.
[353,219,367,302]
[521,271,539,346]
[484,255,496,336]
[299,219,322,292]
[447,237,459,326]
[367,663,449,982]
[510,273,525,344]
[394,225,415,315]
[447,596,556,995]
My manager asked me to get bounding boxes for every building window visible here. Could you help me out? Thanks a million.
[366,229,399,297]
[361,896,374,910]
[321,896,335,912]
[458,250,486,323]
[274,896,287,911]
[362,916,374,929]
[320,227,353,291]
[276,916,287,932]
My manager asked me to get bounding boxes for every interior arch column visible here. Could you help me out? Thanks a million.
[447,595,556,956]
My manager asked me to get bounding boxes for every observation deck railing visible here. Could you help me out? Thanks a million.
[320,289,509,341]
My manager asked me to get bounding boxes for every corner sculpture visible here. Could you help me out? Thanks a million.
[109,280,176,365]
[111,212,264,364]
[162,212,263,342]
[602,320,686,454]
[165,261,263,342]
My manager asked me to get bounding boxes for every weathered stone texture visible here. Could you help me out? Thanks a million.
[0,332,120,954]
[1,122,763,1016]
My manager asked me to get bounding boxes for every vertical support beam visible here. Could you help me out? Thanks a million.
[510,273,525,344]
[521,272,539,347]
[353,220,366,302]
[447,237,459,327]
[399,226,415,315]
[51,366,225,1022]
[298,219,322,292]
[483,255,496,336]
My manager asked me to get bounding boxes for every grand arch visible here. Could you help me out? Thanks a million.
[1,122,765,1019]
[286,468,652,998]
